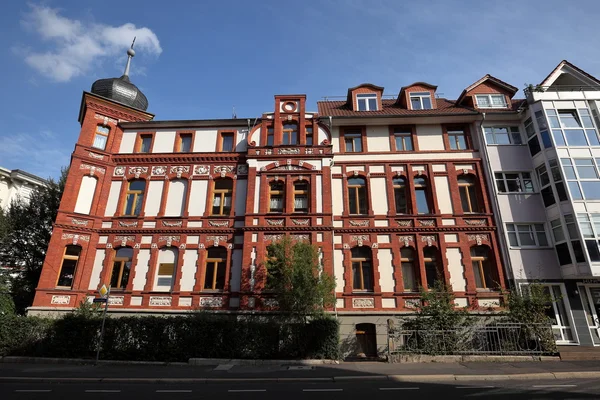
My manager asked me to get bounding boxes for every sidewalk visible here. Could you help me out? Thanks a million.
[1,358,600,382]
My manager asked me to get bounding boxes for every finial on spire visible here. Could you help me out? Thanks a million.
[123,36,136,77]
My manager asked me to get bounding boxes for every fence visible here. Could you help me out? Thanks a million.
[388,323,556,357]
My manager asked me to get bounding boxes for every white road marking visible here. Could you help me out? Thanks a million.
[15,389,52,392]
[228,389,267,392]
[532,384,577,388]
[456,386,495,389]
[156,389,193,393]
[303,388,343,392]
[85,389,122,393]
[379,387,420,390]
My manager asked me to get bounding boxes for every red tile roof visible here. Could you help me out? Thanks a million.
[317,98,525,117]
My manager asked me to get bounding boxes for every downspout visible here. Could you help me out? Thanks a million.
[478,113,516,289]
[326,115,338,319]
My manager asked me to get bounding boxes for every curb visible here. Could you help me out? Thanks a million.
[2,371,600,384]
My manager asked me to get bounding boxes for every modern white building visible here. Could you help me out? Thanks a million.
[0,167,47,210]
[477,61,600,347]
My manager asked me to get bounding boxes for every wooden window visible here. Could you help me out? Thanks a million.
[394,129,413,151]
[424,247,441,289]
[348,177,367,215]
[267,127,274,146]
[269,181,285,213]
[110,247,133,290]
[458,175,480,213]
[220,132,235,152]
[282,123,298,145]
[344,129,362,152]
[204,247,227,290]
[401,247,417,291]
[139,134,152,153]
[448,129,467,150]
[393,177,408,214]
[122,180,145,216]
[178,133,193,152]
[156,263,175,288]
[414,177,430,214]
[293,181,309,213]
[351,247,373,291]
[471,246,495,289]
[211,179,233,216]
[93,125,109,150]
[306,126,314,146]
[56,245,81,288]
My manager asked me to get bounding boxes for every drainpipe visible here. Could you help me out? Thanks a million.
[478,113,516,289]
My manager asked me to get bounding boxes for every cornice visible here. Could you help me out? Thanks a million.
[112,154,243,164]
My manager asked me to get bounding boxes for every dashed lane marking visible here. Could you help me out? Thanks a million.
[228,389,267,392]
[303,389,343,392]
[156,390,193,393]
[532,385,577,388]
[379,387,420,390]
[455,386,495,389]
[15,389,52,393]
[85,389,122,393]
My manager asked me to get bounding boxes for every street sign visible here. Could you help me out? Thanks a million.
[93,298,108,303]
[99,284,109,298]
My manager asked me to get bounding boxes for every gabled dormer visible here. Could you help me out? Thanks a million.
[346,83,384,111]
[538,60,600,91]
[456,75,517,110]
[396,82,437,110]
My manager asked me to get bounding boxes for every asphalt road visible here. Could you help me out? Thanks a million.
[2,379,600,399]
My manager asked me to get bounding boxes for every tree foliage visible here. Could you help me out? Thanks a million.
[0,168,67,314]
[264,237,335,321]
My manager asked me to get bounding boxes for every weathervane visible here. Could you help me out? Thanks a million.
[123,37,137,77]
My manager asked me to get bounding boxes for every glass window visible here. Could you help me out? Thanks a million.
[423,247,440,289]
[401,247,417,291]
[204,247,227,290]
[564,214,579,239]
[282,123,298,145]
[458,175,480,213]
[494,172,534,193]
[93,125,109,150]
[540,130,553,148]
[409,92,432,110]
[555,242,572,266]
[269,181,285,213]
[448,129,467,150]
[394,129,413,151]
[219,132,234,151]
[123,180,145,216]
[541,187,556,207]
[552,129,566,146]
[110,247,133,289]
[57,245,81,287]
[139,135,152,153]
[506,223,548,247]
[484,126,522,145]
[528,136,541,156]
[348,177,367,214]
[565,129,588,146]
[471,246,496,289]
[267,127,274,146]
[414,177,430,214]
[475,94,507,108]
[525,117,535,138]
[393,177,408,213]
[293,181,309,213]
[581,181,600,200]
[575,159,598,179]
[559,110,583,128]
[551,218,566,243]
[561,158,576,179]
[344,130,362,152]
[305,126,313,146]
[212,179,233,215]
[179,134,192,152]
[156,263,175,288]
[537,164,550,187]
[356,93,378,111]
[351,247,373,291]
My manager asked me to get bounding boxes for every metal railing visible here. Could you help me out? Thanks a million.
[388,323,556,356]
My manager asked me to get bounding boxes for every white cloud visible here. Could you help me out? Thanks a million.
[20,4,162,82]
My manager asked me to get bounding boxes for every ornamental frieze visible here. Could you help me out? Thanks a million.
[71,218,89,226]
[291,219,310,226]
[349,220,369,227]
[464,219,487,226]
[351,235,369,246]
[213,165,235,177]
[170,166,190,178]
[278,148,300,155]
[158,235,181,246]
[193,165,210,175]
[206,235,228,246]
[418,219,435,227]
[264,234,284,242]
[396,220,413,227]
[468,234,489,245]
[236,164,249,175]
[421,235,437,247]
[114,235,135,247]
[79,163,105,175]
[61,233,90,245]
[399,235,414,247]
[291,234,310,241]
[199,297,223,308]
[88,152,104,160]
[352,298,375,309]
[208,220,229,227]
[128,166,148,178]
[113,166,126,176]
[119,220,138,227]
[266,219,284,226]
[151,166,167,176]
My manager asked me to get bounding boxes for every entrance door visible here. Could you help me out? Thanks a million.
[355,323,377,357]
[580,286,600,345]
[542,285,576,344]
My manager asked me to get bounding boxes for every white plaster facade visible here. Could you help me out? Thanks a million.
[0,167,47,210]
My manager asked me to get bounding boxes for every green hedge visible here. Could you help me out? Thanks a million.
[0,314,339,361]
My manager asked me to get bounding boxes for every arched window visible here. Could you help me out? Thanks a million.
[414,177,430,214]
[351,246,373,291]
[122,180,145,216]
[401,247,417,291]
[93,125,109,150]
[155,247,177,291]
[458,175,480,213]
[269,181,285,213]
[423,247,441,289]
[348,177,367,215]
[282,123,298,145]
[57,245,81,288]
[205,247,227,290]
[211,179,233,216]
[111,247,133,290]
[293,181,309,213]
[471,246,495,289]
[393,177,408,214]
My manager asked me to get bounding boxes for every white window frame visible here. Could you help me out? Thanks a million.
[475,94,507,108]
[409,92,432,110]
[484,126,522,145]
[356,93,378,111]
[494,171,535,193]
[506,223,549,248]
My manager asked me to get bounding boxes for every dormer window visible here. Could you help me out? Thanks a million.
[356,93,378,111]
[475,94,507,108]
[409,92,432,110]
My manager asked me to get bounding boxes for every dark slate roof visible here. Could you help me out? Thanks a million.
[91,75,149,111]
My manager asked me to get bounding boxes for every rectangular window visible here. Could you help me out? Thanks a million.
[220,132,234,152]
[548,159,568,201]
[536,164,556,207]
[550,218,566,243]
[448,129,467,150]
[409,92,432,110]
[494,172,534,193]
[356,93,378,111]
[93,126,109,150]
[56,245,81,288]
[344,129,363,152]
[156,263,174,288]
[139,135,152,153]
[267,127,274,146]
[122,180,145,216]
[293,181,309,213]
[506,223,549,247]
[305,126,313,146]
[475,94,507,108]
[394,129,413,151]
[484,126,522,145]
[178,134,192,152]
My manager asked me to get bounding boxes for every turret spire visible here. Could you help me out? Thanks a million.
[123,37,136,78]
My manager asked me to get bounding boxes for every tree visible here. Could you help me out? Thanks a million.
[0,168,68,314]
[264,237,335,322]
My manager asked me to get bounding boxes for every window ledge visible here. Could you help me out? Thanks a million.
[54,287,72,291]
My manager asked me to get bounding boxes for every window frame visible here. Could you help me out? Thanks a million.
[204,247,227,291]
[293,180,309,213]
[269,180,285,213]
[137,133,154,153]
[400,247,417,292]
[218,131,236,152]
[156,262,175,290]
[56,245,81,288]
[393,176,408,214]
[494,171,535,194]
[121,180,146,217]
[266,126,275,146]
[392,126,415,151]
[282,123,298,145]
[423,247,441,289]
[92,125,110,150]
[175,132,194,153]
[341,127,365,153]
[110,247,133,290]
[475,94,508,108]
[458,175,481,213]
[470,246,496,289]
[409,92,433,110]
[305,125,314,146]
[211,179,233,216]
[347,176,368,215]
[414,177,430,214]
[356,93,378,111]
[506,223,549,248]
[351,247,373,291]
[484,126,523,145]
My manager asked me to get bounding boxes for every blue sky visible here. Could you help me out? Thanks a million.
[2,0,600,180]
